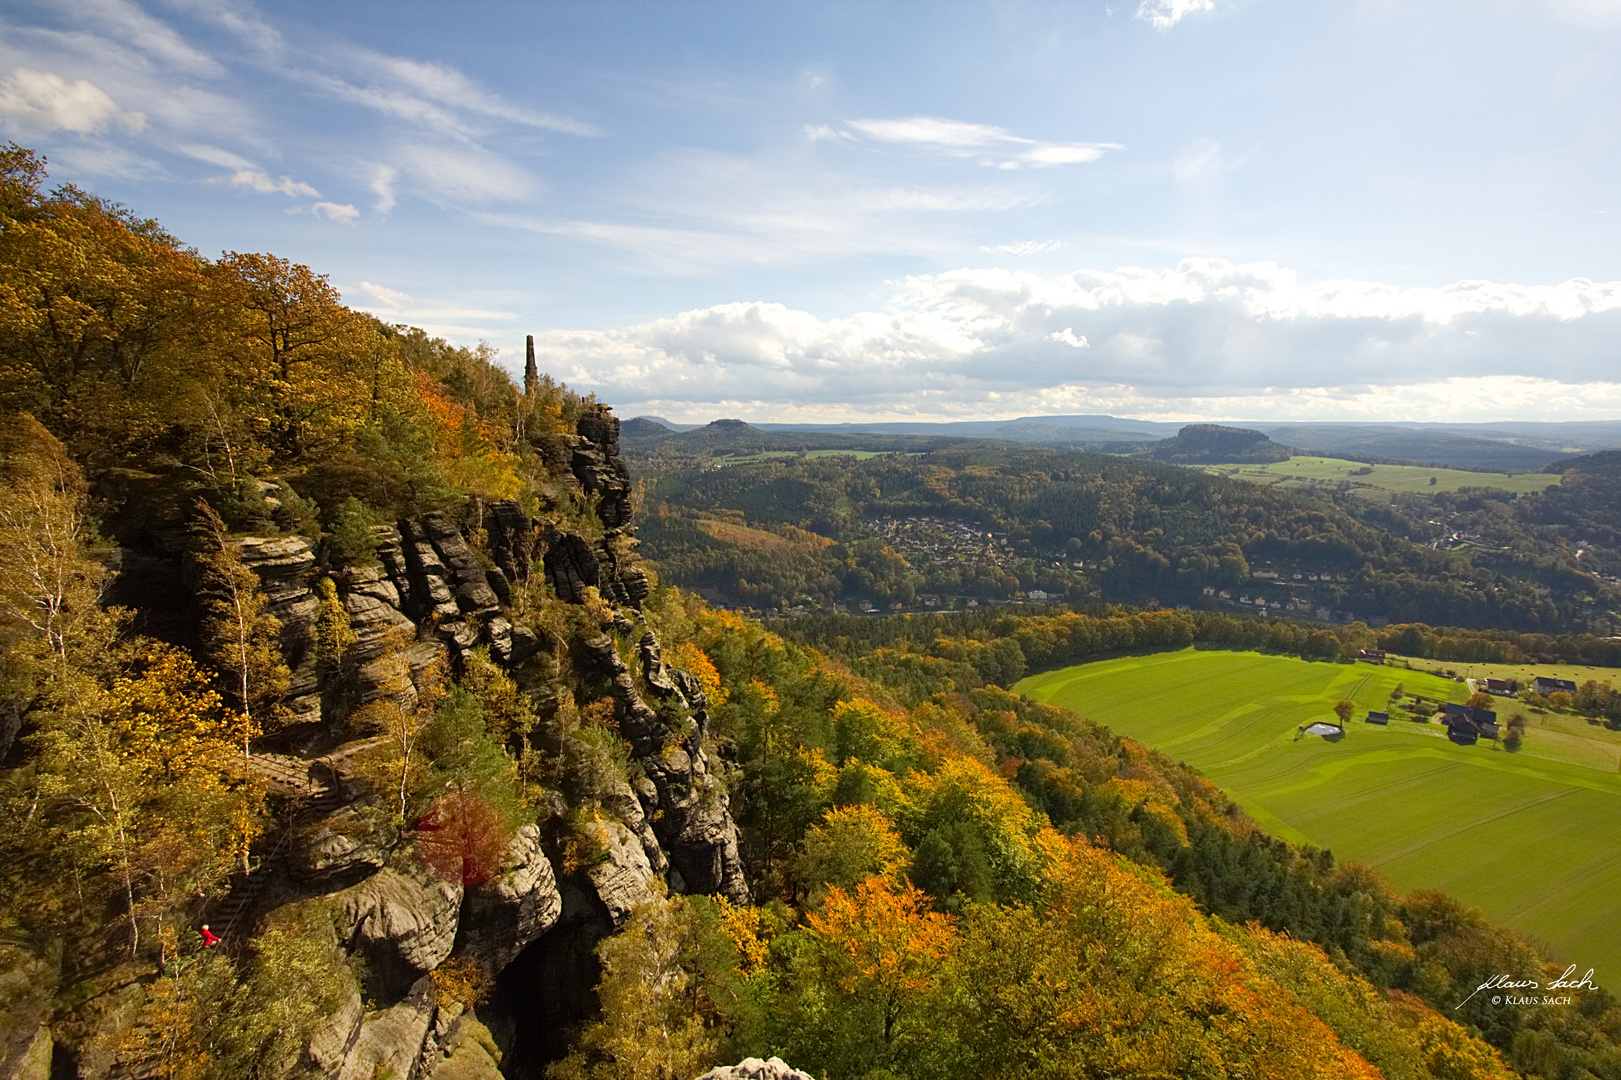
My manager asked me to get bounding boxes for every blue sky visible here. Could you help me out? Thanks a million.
[4,0,1621,423]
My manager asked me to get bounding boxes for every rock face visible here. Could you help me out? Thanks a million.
[572,408,633,531]
[157,405,754,1080]
[696,1059,817,1080]
[334,976,437,1080]
[578,635,750,904]
[335,867,462,999]
[582,819,659,925]
[427,1014,505,1079]
[236,534,322,726]
[457,825,563,971]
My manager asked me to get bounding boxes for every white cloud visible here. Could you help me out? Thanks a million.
[357,53,594,135]
[985,240,1065,255]
[839,115,1120,169]
[1137,0,1216,30]
[344,280,519,341]
[312,200,358,223]
[397,144,535,203]
[0,68,145,134]
[178,143,254,169]
[495,148,1055,273]
[529,259,1621,421]
[163,0,285,59]
[369,164,398,214]
[229,169,319,197]
[301,49,593,143]
[54,0,221,74]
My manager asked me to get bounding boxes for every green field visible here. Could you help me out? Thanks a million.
[1016,648,1621,976]
[716,449,913,466]
[1208,455,1561,500]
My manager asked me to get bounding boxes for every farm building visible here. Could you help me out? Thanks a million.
[1443,702,1500,740]
[1301,721,1344,737]
[1366,711,1389,725]
[1533,676,1578,696]
[1357,649,1387,664]
[1481,677,1517,696]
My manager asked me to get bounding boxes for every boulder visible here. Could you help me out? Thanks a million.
[426,1015,504,1080]
[583,820,658,925]
[695,1058,816,1080]
[457,825,563,971]
[334,976,436,1080]
[334,867,461,998]
[305,986,364,1074]
[288,806,391,884]
[0,1027,50,1080]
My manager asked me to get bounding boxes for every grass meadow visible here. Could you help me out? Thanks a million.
[1016,648,1621,976]
[1207,455,1561,500]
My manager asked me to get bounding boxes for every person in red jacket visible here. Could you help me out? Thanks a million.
[199,924,220,947]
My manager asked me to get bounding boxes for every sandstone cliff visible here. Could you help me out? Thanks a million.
[93,407,748,1080]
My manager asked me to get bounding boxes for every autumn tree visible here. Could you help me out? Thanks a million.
[790,804,906,901]
[549,892,724,1080]
[775,878,957,1079]
[19,642,262,961]
[0,162,209,452]
[417,790,507,889]
[214,252,368,461]
[1504,711,1527,750]
[114,909,357,1080]
[1334,698,1355,724]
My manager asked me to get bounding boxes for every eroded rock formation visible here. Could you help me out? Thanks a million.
[164,406,750,1080]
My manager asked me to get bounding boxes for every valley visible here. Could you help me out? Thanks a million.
[1017,648,1621,975]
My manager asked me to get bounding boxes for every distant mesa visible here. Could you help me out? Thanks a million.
[620,416,678,439]
[1147,424,1294,465]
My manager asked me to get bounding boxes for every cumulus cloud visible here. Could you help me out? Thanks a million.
[229,169,319,197]
[1138,0,1216,30]
[529,259,1621,422]
[312,200,359,223]
[831,116,1120,169]
[0,68,145,134]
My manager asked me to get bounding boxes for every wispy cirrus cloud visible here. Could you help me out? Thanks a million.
[3,0,584,219]
[491,147,1051,274]
[344,280,520,340]
[54,0,222,74]
[816,116,1121,170]
[985,240,1065,255]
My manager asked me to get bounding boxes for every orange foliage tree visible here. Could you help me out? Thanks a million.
[417,790,508,889]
